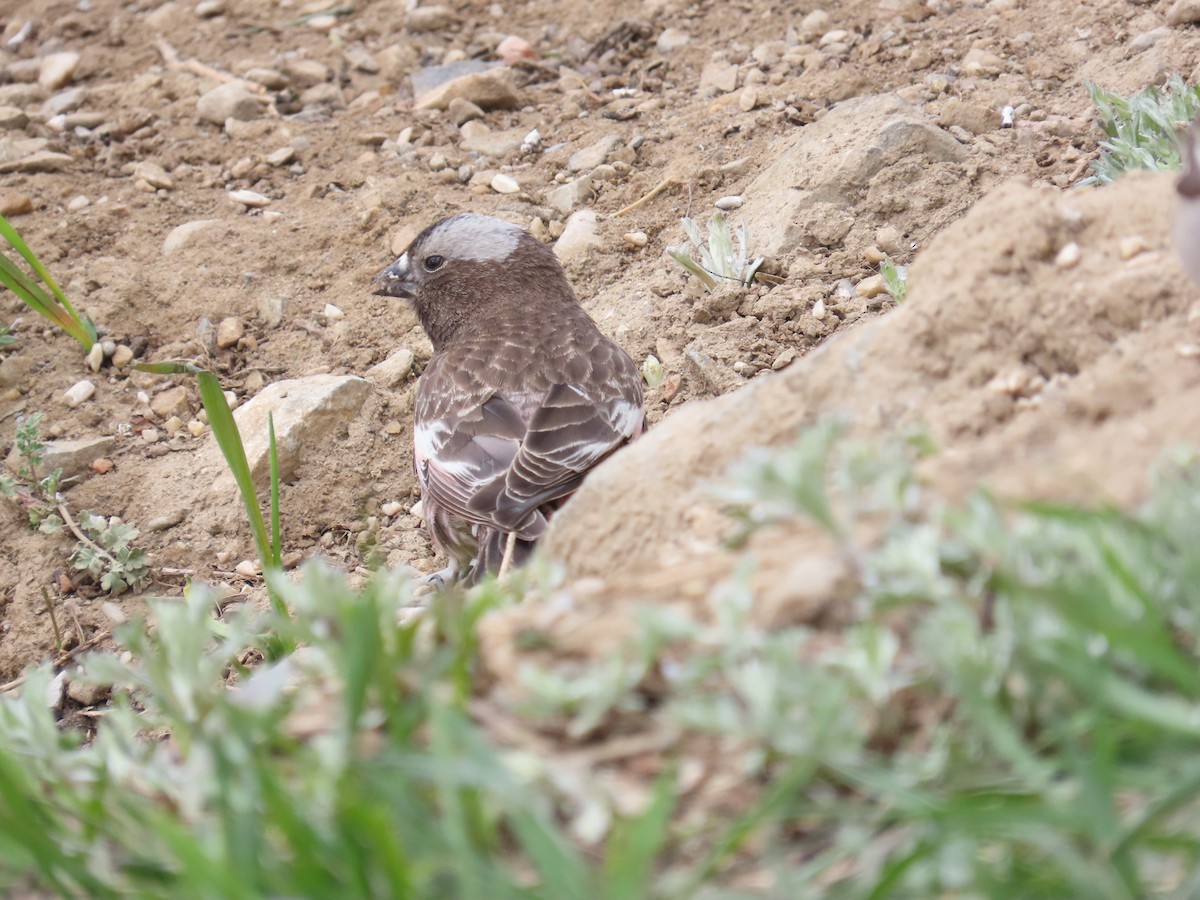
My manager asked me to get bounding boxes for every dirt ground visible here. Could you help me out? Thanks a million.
[0,0,1198,685]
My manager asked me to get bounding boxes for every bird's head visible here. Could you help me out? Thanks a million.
[373,213,576,348]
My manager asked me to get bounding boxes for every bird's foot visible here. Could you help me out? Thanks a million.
[417,561,459,591]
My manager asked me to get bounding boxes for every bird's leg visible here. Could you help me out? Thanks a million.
[498,531,518,579]
[418,559,458,589]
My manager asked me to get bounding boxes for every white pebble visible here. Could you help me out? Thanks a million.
[521,128,541,151]
[1055,242,1081,269]
[223,390,239,410]
[623,231,649,248]
[67,195,90,211]
[85,342,104,373]
[715,195,743,211]
[235,559,261,578]
[324,303,344,320]
[228,189,271,208]
[491,173,520,194]
[411,500,425,520]
[812,298,826,320]
[142,427,160,444]
[63,380,95,407]
[381,500,404,517]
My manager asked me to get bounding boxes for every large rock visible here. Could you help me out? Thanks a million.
[5,436,115,481]
[411,61,519,111]
[204,374,372,490]
[543,173,1195,579]
[738,92,965,258]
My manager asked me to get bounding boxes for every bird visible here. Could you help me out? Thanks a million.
[1175,114,1200,288]
[372,213,646,586]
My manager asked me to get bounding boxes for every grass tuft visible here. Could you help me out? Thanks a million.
[1084,75,1200,185]
[0,215,96,351]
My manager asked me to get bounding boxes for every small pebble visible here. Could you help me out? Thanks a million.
[324,303,344,320]
[67,195,90,211]
[1118,236,1149,260]
[142,427,160,444]
[266,146,296,167]
[216,317,244,349]
[85,342,104,373]
[229,189,271,208]
[111,344,134,367]
[863,245,886,264]
[235,559,261,578]
[715,196,743,211]
[811,298,827,320]
[491,173,520,194]
[187,419,207,437]
[90,458,113,474]
[63,380,95,407]
[856,274,887,298]
[381,500,404,517]
[623,231,649,248]
[101,340,116,357]
[1055,242,1081,269]
[163,416,184,434]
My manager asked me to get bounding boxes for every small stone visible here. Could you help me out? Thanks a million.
[146,510,185,531]
[245,67,288,90]
[800,9,832,36]
[545,174,593,215]
[324,303,344,320]
[772,348,798,370]
[163,219,220,255]
[699,60,739,95]
[623,231,649,248]
[163,416,184,434]
[490,173,520,194]
[63,380,95,407]
[553,209,601,265]
[0,151,72,174]
[282,58,329,89]
[496,35,537,64]
[259,295,287,329]
[133,160,173,190]
[266,146,295,166]
[86,342,104,373]
[197,82,267,124]
[235,559,260,578]
[406,4,457,32]
[448,96,484,126]
[0,190,32,217]
[1118,236,1149,260]
[738,86,759,112]
[216,317,244,349]
[411,61,518,111]
[961,47,1004,77]
[38,52,79,90]
[142,427,161,444]
[381,500,404,516]
[366,348,414,388]
[10,436,115,480]
[187,419,207,437]
[0,106,29,129]
[195,0,225,16]
[568,134,620,172]
[863,246,886,264]
[90,458,113,474]
[111,344,134,367]
[229,189,270,208]
[811,298,827,320]
[459,120,525,157]
[66,679,109,707]
[67,195,89,212]
[875,225,904,256]
[715,195,743,211]
[101,340,116,358]
[150,385,190,419]
[384,420,403,435]
[856,274,887,298]
[656,28,690,53]
[1055,242,1081,269]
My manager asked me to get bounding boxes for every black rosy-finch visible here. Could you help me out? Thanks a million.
[1175,114,1200,289]
[373,213,646,585]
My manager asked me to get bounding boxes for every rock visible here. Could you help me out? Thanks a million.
[196,82,267,124]
[961,47,1005,76]
[0,151,73,174]
[568,134,620,173]
[281,58,329,88]
[142,427,160,444]
[323,304,344,320]
[146,509,185,531]
[699,60,739,95]
[229,189,270,207]
[0,355,33,388]
[366,348,414,388]
[163,219,220,255]
[38,52,79,90]
[266,146,295,166]
[0,190,32,216]
[63,380,96,408]
[111,345,134,368]
[715,195,743,211]
[411,61,519,111]
[300,83,344,108]
[938,100,996,135]
[43,88,86,116]
[150,385,190,419]
[216,317,244,349]
[491,173,520,194]
[0,106,28,129]
[6,435,115,480]
[738,86,759,112]
[133,160,173,190]
[406,4,457,31]
[623,231,649,248]
[258,295,288,329]
[1167,0,1200,24]
[448,97,484,125]
[245,67,288,89]
[546,174,593,215]
[656,28,690,53]
[739,93,965,258]
[66,679,109,707]
[202,374,372,488]
[459,120,525,157]
[495,35,536,64]
[553,209,601,265]
[86,342,104,373]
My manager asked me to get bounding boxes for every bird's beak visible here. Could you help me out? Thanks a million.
[372,252,415,299]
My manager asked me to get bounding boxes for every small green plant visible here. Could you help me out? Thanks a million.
[0,321,14,348]
[1,412,63,530]
[880,258,908,303]
[668,211,764,291]
[138,361,287,623]
[68,513,149,596]
[0,215,96,351]
[1084,74,1200,185]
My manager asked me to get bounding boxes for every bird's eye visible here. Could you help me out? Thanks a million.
[423,255,445,272]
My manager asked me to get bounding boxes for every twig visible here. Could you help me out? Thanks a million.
[57,502,118,569]
[498,531,518,579]
[0,630,111,694]
[41,586,62,649]
[0,676,23,694]
[155,39,269,96]
[613,176,680,217]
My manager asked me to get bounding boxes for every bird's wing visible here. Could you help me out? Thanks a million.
[415,346,644,539]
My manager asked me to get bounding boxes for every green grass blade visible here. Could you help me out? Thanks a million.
[0,215,94,342]
[603,766,677,899]
[268,413,281,570]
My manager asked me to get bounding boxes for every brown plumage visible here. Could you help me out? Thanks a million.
[373,213,646,585]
